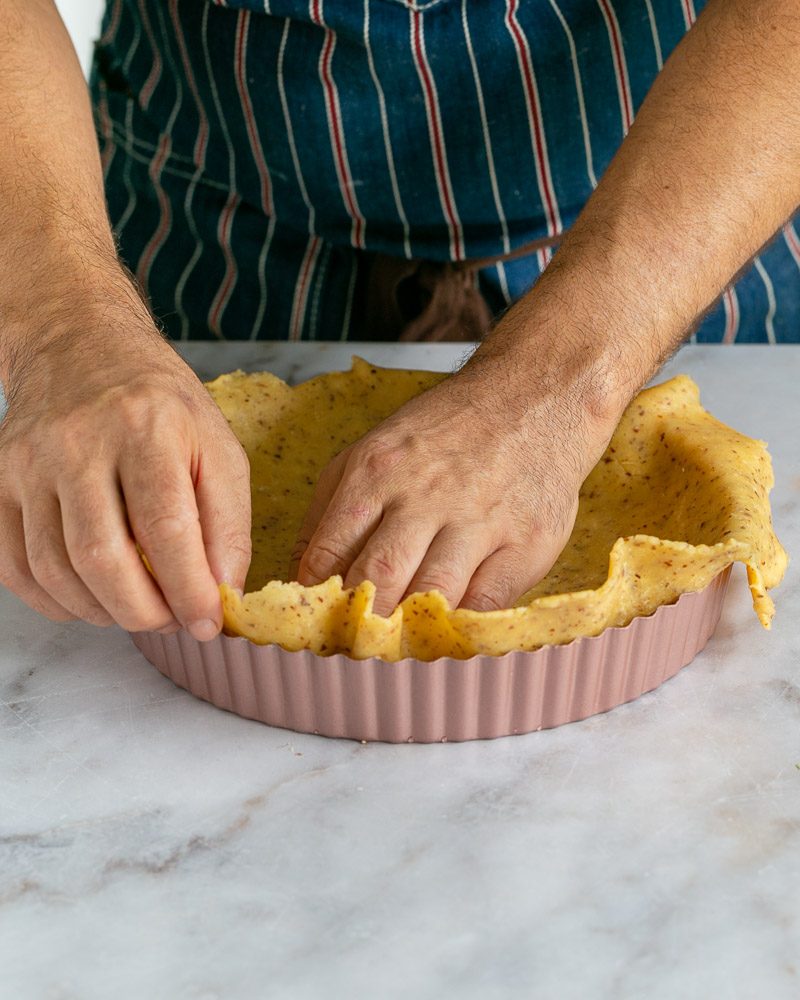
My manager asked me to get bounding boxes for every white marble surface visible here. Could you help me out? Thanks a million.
[1,344,799,1000]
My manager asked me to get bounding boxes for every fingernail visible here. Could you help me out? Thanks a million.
[216,575,243,597]
[218,566,243,590]
[187,618,219,642]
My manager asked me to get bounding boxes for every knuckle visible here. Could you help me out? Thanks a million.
[411,567,463,598]
[21,546,113,623]
[356,442,405,481]
[115,386,158,427]
[47,407,115,465]
[357,550,407,587]
[26,548,68,591]
[302,542,350,581]
[463,562,521,612]
[135,510,197,547]
[115,387,185,441]
[50,415,87,461]
[466,589,506,613]
[69,536,124,575]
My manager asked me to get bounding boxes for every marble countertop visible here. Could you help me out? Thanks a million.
[1,344,799,999]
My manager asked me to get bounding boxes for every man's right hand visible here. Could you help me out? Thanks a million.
[0,291,252,640]
[0,4,250,639]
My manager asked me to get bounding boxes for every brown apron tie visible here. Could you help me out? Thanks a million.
[361,234,559,342]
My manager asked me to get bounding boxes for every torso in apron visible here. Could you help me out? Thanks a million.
[93,0,800,343]
[95,0,702,260]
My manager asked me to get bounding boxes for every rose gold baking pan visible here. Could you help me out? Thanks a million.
[130,567,731,743]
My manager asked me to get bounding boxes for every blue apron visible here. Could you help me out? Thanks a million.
[91,0,800,342]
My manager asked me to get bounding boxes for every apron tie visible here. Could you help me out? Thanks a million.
[362,234,559,342]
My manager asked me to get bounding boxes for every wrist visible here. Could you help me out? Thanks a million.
[0,250,159,388]
[467,296,638,463]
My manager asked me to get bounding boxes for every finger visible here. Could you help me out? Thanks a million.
[157,622,182,636]
[460,541,561,612]
[22,493,115,626]
[343,510,439,617]
[194,440,252,589]
[293,455,382,585]
[0,504,75,622]
[401,525,492,610]
[119,450,222,640]
[60,471,178,633]
[290,459,343,581]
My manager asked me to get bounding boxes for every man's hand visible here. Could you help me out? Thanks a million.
[298,0,800,616]
[0,298,251,639]
[293,337,620,617]
[0,4,250,639]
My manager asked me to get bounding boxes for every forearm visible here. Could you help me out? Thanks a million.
[0,0,144,383]
[478,0,800,420]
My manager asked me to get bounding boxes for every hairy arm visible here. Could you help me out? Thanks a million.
[0,0,127,375]
[495,0,800,390]
[0,0,251,638]
[296,0,800,615]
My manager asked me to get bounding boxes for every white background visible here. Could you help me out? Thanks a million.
[56,0,105,75]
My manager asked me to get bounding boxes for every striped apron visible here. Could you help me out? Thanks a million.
[91,0,800,343]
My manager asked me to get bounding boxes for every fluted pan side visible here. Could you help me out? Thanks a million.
[131,568,731,743]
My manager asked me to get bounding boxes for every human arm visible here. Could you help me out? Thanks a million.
[294,0,800,616]
[0,0,251,638]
